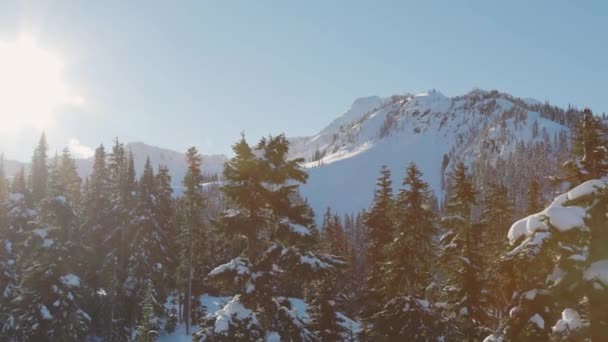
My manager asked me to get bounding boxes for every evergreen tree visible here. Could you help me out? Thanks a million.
[81,145,113,336]
[388,162,436,296]
[197,134,343,341]
[0,161,31,339]
[126,157,170,329]
[307,278,343,341]
[156,165,175,294]
[439,162,487,340]
[15,183,91,340]
[491,179,608,341]
[136,281,159,342]
[0,154,8,205]
[106,139,137,340]
[182,147,205,334]
[366,163,443,341]
[480,182,514,257]
[30,133,49,206]
[12,167,27,198]
[361,165,393,323]
[526,179,542,215]
[558,108,608,188]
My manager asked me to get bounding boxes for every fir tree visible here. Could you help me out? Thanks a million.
[388,162,436,296]
[30,133,49,206]
[366,163,442,341]
[81,145,113,336]
[197,134,343,341]
[361,165,393,330]
[439,162,487,340]
[136,281,159,342]
[526,179,542,215]
[558,108,608,188]
[126,157,170,329]
[182,147,205,334]
[15,185,91,340]
[307,278,343,341]
[491,179,608,341]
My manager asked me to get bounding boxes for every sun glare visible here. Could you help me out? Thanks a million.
[0,35,83,133]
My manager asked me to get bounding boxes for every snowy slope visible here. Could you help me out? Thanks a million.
[291,89,569,221]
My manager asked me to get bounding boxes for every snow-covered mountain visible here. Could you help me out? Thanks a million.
[3,89,574,222]
[291,89,569,220]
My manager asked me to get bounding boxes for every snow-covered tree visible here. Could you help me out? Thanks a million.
[135,280,159,342]
[196,134,344,341]
[361,165,393,326]
[439,162,487,339]
[15,193,90,340]
[556,108,608,188]
[490,179,608,341]
[30,133,49,206]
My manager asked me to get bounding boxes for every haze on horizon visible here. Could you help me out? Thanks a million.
[0,1,606,161]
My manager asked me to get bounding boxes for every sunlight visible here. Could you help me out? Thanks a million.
[0,34,83,133]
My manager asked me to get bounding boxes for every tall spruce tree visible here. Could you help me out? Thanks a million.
[558,108,608,188]
[361,165,393,325]
[15,159,91,341]
[526,179,542,216]
[182,147,205,335]
[126,157,170,330]
[388,162,436,296]
[82,144,114,336]
[365,162,448,341]
[439,162,487,340]
[30,133,49,206]
[197,134,343,341]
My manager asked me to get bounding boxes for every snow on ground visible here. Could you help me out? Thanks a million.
[159,294,360,341]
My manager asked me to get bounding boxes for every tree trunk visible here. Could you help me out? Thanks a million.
[185,233,193,335]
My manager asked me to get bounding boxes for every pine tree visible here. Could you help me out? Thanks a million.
[479,182,514,328]
[81,145,114,336]
[526,179,542,215]
[558,108,608,188]
[136,281,159,342]
[0,158,29,338]
[361,165,393,330]
[156,165,175,295]
[307,278,343,341]
[388,162,436,296]
[126,157,170,330]
[106,139,137,340]
[480,182,513,257]
[15,175,91,340]
[491,178,608,341]
[182,147,205,335]
[365,163,444,341]
[0,154,8,205]
[12,167,27,197]
[56,148,82,206]
[197,134,343,341]
[439,162,487,340]
[30,133,49,206]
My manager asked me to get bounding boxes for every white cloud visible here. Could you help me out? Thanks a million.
[68,138,94,159]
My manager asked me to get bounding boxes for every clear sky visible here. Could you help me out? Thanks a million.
[0,0,606,161]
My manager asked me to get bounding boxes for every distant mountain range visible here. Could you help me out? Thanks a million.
[4,89,576,221]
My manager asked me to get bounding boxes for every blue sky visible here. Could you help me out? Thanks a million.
[0,0,606,161]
